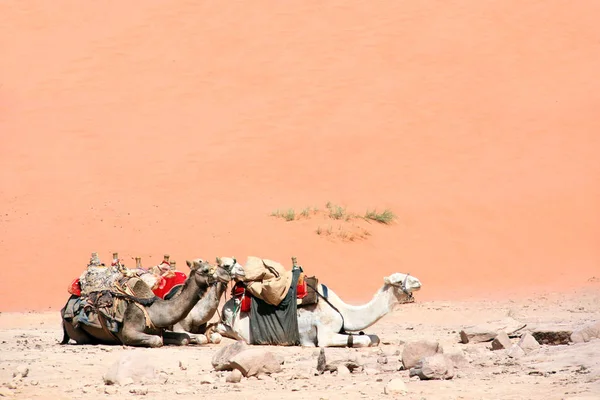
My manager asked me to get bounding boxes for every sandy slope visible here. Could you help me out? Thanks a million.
[1,1,600,311]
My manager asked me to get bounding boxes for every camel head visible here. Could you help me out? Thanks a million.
[383,272,422,304]
[185,258,216,286]
[215,256,245,282]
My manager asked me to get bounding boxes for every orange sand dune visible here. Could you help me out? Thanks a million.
[1,1,599,311]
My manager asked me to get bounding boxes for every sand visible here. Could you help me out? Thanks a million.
[1,1,599,398]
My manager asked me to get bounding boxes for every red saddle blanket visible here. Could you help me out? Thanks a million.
[68,271,187,300]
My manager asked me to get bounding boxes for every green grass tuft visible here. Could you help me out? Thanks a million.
[364,209,396,224]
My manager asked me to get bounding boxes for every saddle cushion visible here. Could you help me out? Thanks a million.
[152,271,187,299]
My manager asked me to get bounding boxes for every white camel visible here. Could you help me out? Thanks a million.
[211,259,422,347]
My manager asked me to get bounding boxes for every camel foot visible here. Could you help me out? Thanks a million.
[188,334,209,345]
[163,331,191,346]
[209,332,222,344]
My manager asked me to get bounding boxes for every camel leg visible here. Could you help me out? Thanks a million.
[317,329,372,348]
[61,320,95,345]
[120,326,164,348]
[171,322,209,345]
[162,331,191,346]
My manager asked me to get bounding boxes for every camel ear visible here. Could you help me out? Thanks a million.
[186,260,192,268]
[216,256,221,265]
[384,276,391,285]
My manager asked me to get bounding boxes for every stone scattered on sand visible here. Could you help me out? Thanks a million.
[507,344,526,359]
[102,352,157,386]
[571,321,600,344]
[317,348,327,373]
[445,350,469,368]
[212,341,249,371]
[199,374,215,384]
[337,365,351,376]
[491,331,512,350]
[409,353,455,380]
[226,369,242,383]
[230,348,283,377]
[324,355,364,373]
[459,318,525,344]
[377,356,388,365]
[384,378,407,395]
[528,325,573,345]
[178,360,187,371]
[129,386,148,395]
[518,333,541,354]
[402,340,442,369]
[104,386,117,395]
[364,367,380,376]
[176,388,192,395]
[12,365,29,379]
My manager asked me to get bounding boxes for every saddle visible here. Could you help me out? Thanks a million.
[231,272,320,313]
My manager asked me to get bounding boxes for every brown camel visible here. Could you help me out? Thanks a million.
[60,259,229,348]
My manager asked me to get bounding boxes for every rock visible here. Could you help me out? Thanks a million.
[5,382,20,390]
[199,374,215,384]
[178,360,187,371]
[211,341,249,371]
[384,378,407,395]
[445,350,469,368]
[491,331,512,350]
[104,386,117,395]
[230,348,283,377]
[102,352,157,386]
[129,386,148,395]
[0,387,13,397]
[12,365,29,379]
[364,367,379,376]
[324,356,364,373]
[571,321,600,344]
[226,369,242,383]
[518,332,540,354]
[29,380,38,386]
[459,318,525,344]
[531,329,573,345]
[377,356,388,365]
[401,340,442,369]
[507,344,525,359]
[176,389,191,395]
[337,365,351,376]
[409,353,454,380]
[317,348,326,373]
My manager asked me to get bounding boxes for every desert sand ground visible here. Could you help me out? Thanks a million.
[1,284,599,400]
[1,1,600,399]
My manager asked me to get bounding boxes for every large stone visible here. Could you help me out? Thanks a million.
[230,348,283,377]
[384,378,407,395]
[531,327,573,345]
[317,348,326,373]
[571,321,600,344]
[518,332,540,354]
[401,340,442,369]
[507,344,525,359]
[445,350,469,368]
[103,353,157,386]
[226,369,242,383]
[409,354,454,380]
[211,341,249,371]
[459,318,525,344]
[491,331,512,350]
[325,355,364,373]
